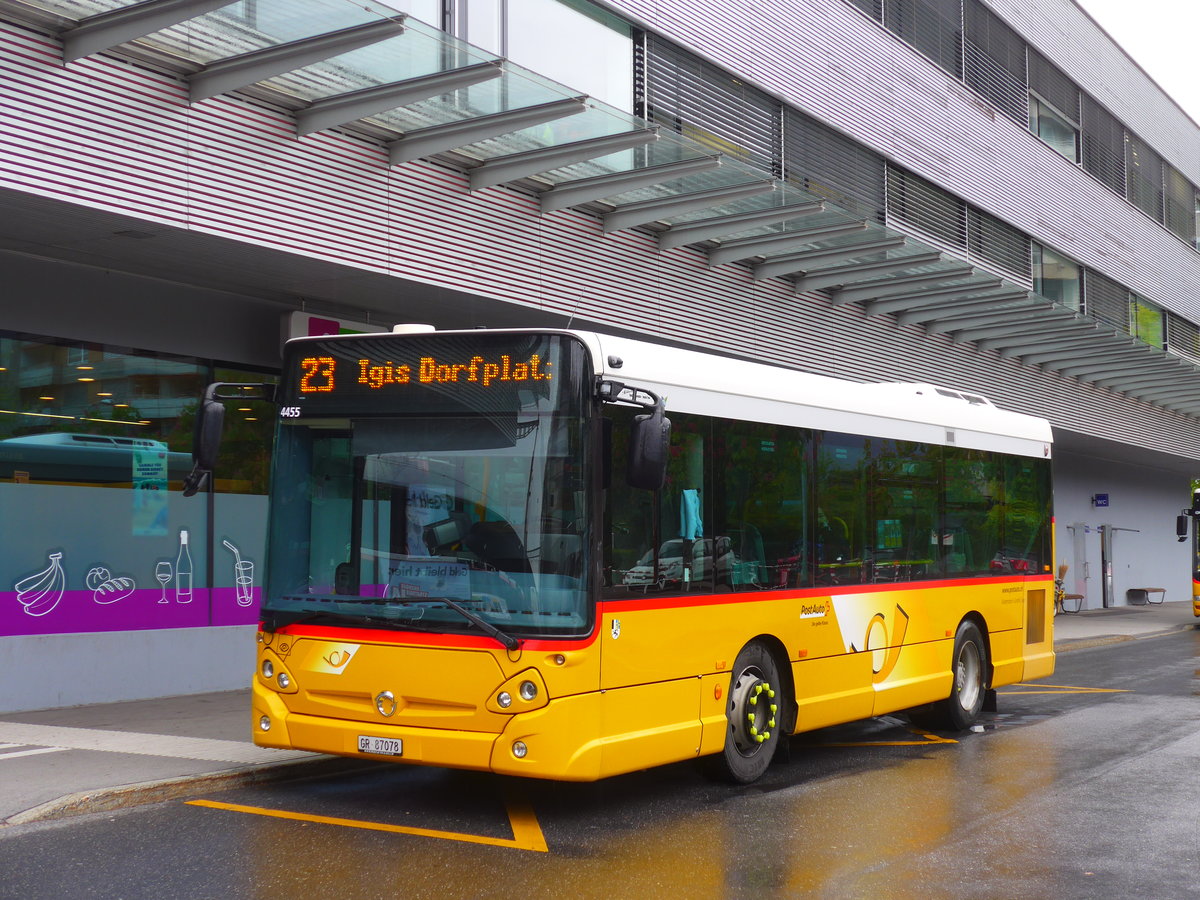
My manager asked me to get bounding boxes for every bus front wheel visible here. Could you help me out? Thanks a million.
[714,641,785,784]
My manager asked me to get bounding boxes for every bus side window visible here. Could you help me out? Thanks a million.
[603,408,712,597]
[944,448,1003,576]
[815,434,868,586]
[712,420,809,590]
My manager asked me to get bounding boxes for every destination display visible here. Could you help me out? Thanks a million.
[277,332,585,418]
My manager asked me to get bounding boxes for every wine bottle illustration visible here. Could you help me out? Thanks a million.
[175,529,193,603]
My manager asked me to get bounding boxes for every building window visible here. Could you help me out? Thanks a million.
[963,0,1028,124]
[1130,295,1166,349]
[886,165,967,249]
[504,0,634,112]
[1165,165,1197,245]
[882,0,963,78]
[1029,96,1079,162]
[644,35,782,171]
[1032,243,1081,311]
[1126,133,1165,223]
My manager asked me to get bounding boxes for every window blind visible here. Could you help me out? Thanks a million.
[784,111,886,222]
[643,34,781,174]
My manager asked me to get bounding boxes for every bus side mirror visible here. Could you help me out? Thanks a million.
[628,405,671,491]
[182,397,225,497]
[1178,513,1191,543]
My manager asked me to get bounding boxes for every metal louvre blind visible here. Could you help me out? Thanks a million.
[886,164,966,247]
[643,34,781,173]
[1027,48,1079,124]
[962,0,1027,124]
[1125,132,1165,223]
[967,207,1031,281]
[1164,165,1196,245]
[784,110,886,221]
[846,0,884,19]
[882,0,963,78]
[1167,313,1200,365]
[1082,268,1129,331]
[886,165,1031,282]
[1081,94,1126,194]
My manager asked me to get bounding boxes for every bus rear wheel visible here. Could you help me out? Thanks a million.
[714,641,785,784]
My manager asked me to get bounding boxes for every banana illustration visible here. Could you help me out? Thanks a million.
[14,552,66,617]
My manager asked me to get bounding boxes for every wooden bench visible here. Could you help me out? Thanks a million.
[1126,588,1165,606]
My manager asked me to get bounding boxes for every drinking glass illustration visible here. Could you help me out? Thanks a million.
[234,560,254,607]
[223,539,254,608]
[155,562,172,604]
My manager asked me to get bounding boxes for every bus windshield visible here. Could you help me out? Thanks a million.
[262,332,593,640]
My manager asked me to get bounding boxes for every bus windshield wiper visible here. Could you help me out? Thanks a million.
[433,597,520,651]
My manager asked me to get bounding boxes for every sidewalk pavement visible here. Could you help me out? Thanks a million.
[2,601,1196,827]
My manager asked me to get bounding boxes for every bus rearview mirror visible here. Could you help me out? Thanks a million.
[628,406,671,491]
[182,397,225,497]
[1178,514,1190,542]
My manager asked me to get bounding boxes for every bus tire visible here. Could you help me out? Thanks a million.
[935,621,988,731]
[712,641,785,784]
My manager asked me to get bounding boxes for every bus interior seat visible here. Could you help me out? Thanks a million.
[539,533,582,576]
[465,520,530,572]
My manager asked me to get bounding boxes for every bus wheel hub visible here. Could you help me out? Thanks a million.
[730,671,776,757]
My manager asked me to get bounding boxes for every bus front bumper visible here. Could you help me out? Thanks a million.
[252,681,607,781]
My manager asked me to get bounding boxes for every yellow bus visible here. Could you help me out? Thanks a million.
[1177,492,1200,616]
[188,326,1055,783]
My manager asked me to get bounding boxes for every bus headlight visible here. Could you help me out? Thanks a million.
[261,660,274,679]
[259,716,271,732]
[512,741,528,758]
[488,669,549,714]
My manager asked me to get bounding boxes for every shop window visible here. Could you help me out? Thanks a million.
[0,333,275,639]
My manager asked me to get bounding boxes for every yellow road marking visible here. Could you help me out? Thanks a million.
[1000,683,1131,694]
[806,727,958,748]
[186,794,548,853]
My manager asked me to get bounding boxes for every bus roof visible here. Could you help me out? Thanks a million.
[581,330,1052,459]
[286,327,1053,459]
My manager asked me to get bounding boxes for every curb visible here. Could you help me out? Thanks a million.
[3,755,383,827]
[1054,622,1194,654]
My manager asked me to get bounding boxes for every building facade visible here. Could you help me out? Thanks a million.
[1,0,1197,711]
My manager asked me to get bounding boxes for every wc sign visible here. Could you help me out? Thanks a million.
[1092,494,1109,508]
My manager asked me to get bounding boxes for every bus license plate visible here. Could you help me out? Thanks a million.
[358,735,403,756]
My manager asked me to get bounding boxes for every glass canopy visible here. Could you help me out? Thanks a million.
[12,0,1200,415]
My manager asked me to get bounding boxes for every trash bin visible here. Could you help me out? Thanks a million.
[1126,588,1148,606]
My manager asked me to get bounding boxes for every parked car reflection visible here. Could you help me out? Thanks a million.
[622,537,738,587]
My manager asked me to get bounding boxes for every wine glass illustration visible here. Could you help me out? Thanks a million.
[155,561,172,604]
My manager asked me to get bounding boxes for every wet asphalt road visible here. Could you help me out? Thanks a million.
[2,628,1198,899]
